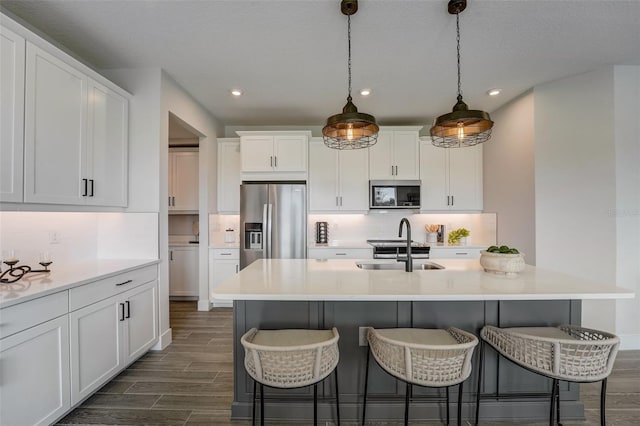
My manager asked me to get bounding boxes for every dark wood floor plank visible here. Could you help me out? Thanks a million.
[56,408,191,425]
[153,394,233,411]
[81,393,162,409]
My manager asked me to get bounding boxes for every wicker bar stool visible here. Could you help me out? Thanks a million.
[240,327,340,426]
[363,327,478,426]
[475,325,620,425]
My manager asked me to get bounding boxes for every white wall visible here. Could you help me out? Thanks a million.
[161,72,223,323]
[483,92,536,264]
[534,68,617,331]
[614,66,640,349]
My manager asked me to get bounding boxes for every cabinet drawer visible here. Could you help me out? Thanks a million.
[429,248,482,259]
[69,265,157,311]
[308,248,372,259]
[0,291,68,339]
[211,248,239,259]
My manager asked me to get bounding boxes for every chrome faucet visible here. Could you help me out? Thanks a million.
[397,218,413,272]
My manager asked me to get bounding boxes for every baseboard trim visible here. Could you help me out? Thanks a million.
[197,299,212,311]
[152,328,172,350]
[619,333,640,350]
[213,299,233,308]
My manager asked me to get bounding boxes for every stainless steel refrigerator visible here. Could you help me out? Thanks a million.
[240,182,307,269]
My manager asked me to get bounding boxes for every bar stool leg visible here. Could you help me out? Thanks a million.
[252,380,256,426]
[475,340,484,426]
[446,386,450,425]
[404,382,410,426]
[458,381,464,426]
[260,383,264,426]
[362,349,370,426]
[600,378,607,426]
[334,368,341,426]
[555,379,561,426]
[549,378,558,426]
[314,383,318,426]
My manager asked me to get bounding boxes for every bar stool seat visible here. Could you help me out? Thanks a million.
[241,327,340,425]
[476,324,619,425]
[364,327,478,425]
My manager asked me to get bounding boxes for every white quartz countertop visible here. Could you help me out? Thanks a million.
[212,259,635,302]
[0,259,159,308]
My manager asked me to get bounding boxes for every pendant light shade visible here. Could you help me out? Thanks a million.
[323,0,379,150]
[431,0,493,148]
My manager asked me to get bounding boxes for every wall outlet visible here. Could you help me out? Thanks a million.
[49,231,61,244]
[359,326,371,346]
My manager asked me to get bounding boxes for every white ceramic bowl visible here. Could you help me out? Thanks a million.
[479,250,525,276]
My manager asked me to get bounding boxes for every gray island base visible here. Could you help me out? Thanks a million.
[213,258,634,423]
[232,299,583,423]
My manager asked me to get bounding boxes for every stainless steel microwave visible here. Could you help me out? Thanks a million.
[370,180,421,209]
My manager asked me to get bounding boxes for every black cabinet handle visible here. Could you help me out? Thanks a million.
[89,179,94,197]
[82,179,88,196]
[125,300,130,319]
[235,264,239,273]
[451,195,454,206]
[115,279,133,287]
[119,303,125,321]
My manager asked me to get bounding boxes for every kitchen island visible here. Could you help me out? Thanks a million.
[213,258,634,423]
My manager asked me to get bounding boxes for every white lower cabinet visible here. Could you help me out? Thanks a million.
[0,315,70,426]
[169,246,199,297]
[69,279,158,404]
[209,248,239,307]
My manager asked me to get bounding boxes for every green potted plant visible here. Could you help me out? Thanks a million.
[447,228,470,245]
[480,245,526,276]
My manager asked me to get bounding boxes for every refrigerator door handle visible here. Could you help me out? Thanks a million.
[262,204,269,257]
[266,203,273,258]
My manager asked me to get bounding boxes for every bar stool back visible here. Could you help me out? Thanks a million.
[476,324,619,425]
[364,327,478,426]
[241,327,340,426]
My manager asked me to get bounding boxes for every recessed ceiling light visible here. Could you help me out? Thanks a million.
[487,88,501,96]
[360,89,371,96]
[230,89,242,97]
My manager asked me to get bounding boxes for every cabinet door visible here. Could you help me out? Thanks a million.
[448,144,483,210]
[0,26,25,202]
[240,136,274,172]
[122,280,158,364]
[85,78,128,206]
[368,131,394,180]
[69,295,123,404]
[170,150,199,210]
[338,148,369,211]
[211,259,238,307]
[217,140,241,213]
[169,247,199,297]
[0,315,70,426]
[24,42,87,204]
[392,131,420,179]
[309,139,339,211]
[274,135,307,172]
[420,141,448,210]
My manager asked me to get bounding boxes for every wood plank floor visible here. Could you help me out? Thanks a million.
[57,301,640,425]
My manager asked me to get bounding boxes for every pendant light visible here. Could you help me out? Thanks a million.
[323,0,379,150]
[430,0,493,148]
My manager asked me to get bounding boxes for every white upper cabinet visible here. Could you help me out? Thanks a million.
[2,14,129,207]
[0,26,25,202]
[308,138,369,212]
[24,42,87,205]
[238,131,310,180]
[369,127,421,180]
[217,138,241,214]
[420,141,483,211]
[85,78,128,206]
[168,149,199,211]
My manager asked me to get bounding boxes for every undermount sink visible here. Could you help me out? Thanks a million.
[356,262,445,271]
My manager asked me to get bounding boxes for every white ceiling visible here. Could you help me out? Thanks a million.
[3,0,639,128]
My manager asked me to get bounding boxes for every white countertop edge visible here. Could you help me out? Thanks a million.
[209,244,240,249]
[1,259,160,309]
[211,292,635,302]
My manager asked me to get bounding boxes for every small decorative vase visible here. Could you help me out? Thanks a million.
[427,233,438,243]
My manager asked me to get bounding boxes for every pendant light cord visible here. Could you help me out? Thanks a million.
[347,14,352,101]
[456,10,462,100]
